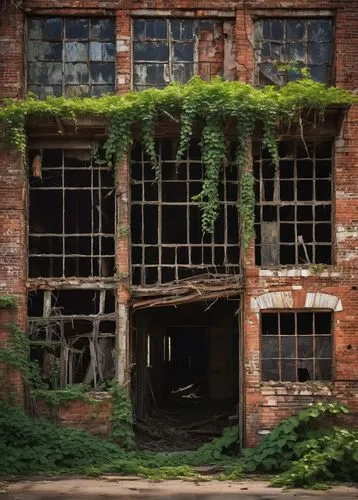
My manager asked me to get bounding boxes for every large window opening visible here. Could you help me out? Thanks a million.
[131,139,240,285]
[132,299,240,450]
[261,311,332,382]
[27,17,116,98]
[254,140,333,266]
[28,289,116,388]
[28,148,115,278]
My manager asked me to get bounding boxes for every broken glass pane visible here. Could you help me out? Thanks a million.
[65,63,89,84]
[262,359,279,381]
[28,62,62,85]
[262,336,279,358]
[271,20,284,41]
[28,41,62,62]
[133,41,169,61]
[308,19,333,42]
[315,359,331,380]
[258,62,284,85]
[262,313,279,335]
[315,336,331,358]
[298,336,313,358]
[281,360,296,381]
[287,20,305,40]
[65,42,88,62]
[297,359,313,381]
[173,63,194,83]
[90,19,115,40]
[65,18,89,39]
[89,63,115,84]
[286,42,305,62]
[171,19,194,41]
[308,42,333,65]
[144,19,167,39]
[173,42,194,62]
[281,336,296,358]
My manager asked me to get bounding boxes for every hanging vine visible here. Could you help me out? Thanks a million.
[0,77,355,247]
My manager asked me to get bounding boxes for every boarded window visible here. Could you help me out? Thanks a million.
[254,141,333,266]
[261,311,332,382]
[130,140,240,285]
[254,18,334,84]
[28,149,115,278]
[27,17,115,97]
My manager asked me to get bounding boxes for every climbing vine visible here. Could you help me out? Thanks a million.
[0,77,355,245]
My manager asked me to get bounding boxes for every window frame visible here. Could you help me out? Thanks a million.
[26,16,116,98]
[260,309,334,384]
[253,138,336,268]
[253,15,336,86]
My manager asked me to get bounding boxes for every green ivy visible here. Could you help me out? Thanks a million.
[0,77,354,246]
[110,382,135,449]
[0,295,17,309]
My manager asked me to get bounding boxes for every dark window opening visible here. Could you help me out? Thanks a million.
[130,140,240,285]
[28,289,116,388]
[27,17,115,98]
[132,299,240,449]
[28,149,115,278]
[261,311,332,382]
[255,18,334,85]
[254,140,333,266]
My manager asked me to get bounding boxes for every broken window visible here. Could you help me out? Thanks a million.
[261,311,332,382]
[132,18,231,90]
[27,17,115,97]
[254,141,333,266]
[131,140,240,285]
[28,289,116,388]
[28,149,115,278]
[133,18,197,90]
[254,18,334,84]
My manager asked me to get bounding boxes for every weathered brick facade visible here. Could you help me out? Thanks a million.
[1,0,358,446]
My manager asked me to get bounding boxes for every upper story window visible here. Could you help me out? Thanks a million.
[27,17,115,98]
[133,18,197,90]
[254,140,333,267]
[254,18,334,85]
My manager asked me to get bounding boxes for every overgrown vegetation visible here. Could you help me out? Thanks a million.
[0,295,16,309]
[0,77,355,242]
[1,381,358,489]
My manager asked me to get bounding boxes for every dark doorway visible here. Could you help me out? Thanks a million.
[131,298,240,450]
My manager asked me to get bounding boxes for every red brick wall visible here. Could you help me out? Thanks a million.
[0,308,24,403]
[36,394,113,436]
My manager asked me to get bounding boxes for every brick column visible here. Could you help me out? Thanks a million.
[116,9,132,93]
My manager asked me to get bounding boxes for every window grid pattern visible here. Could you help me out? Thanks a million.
[27,17,115,98]
[29,149,115,278]
[254,141,333,266]
[133,18,197,90]
[255,18,334,85]
[261,311,332,382]
[131,140,240,285]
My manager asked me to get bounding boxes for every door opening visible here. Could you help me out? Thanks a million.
[131,298,240,450]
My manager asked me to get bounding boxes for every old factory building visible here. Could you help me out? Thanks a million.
[1,0,358,447]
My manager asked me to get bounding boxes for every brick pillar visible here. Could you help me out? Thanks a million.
[0,307,24,403]
[116,156,130,385]
[116,9,132,93]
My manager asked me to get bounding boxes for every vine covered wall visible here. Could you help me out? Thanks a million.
[0,77,355,244]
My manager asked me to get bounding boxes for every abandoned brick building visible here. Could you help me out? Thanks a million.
[0,0,358,447]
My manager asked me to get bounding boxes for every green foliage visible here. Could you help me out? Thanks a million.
[110,382,135,449]
[0,323,32,386]
[33,385,97,407]
[0,295,16,309]
[0,77,354,244]
[0,398,124,475]
[241,401,349,474]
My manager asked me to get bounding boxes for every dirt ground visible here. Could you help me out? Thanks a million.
[1,477,358,500]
